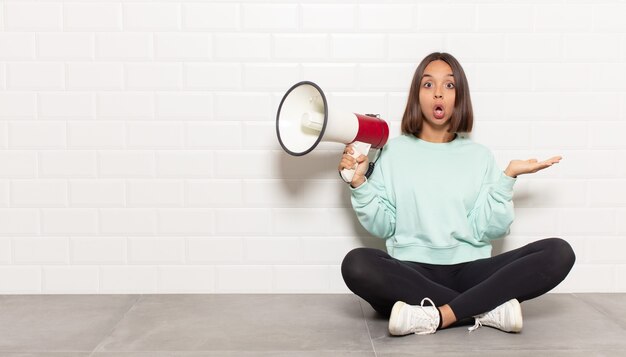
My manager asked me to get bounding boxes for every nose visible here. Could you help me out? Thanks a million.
[434,87,443,99]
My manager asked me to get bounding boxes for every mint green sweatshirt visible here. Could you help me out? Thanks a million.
[349,133,517,264]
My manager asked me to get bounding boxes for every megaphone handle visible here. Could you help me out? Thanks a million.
[340,141,371,184]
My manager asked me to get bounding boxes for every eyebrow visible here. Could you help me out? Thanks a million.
[422,74,454,78]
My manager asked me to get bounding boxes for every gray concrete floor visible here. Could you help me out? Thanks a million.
[0,294,625,356]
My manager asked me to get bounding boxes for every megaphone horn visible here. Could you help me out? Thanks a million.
[276,81,389,183]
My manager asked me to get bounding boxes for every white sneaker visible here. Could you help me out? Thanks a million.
[388,297,440,336]
[468,298,523,333]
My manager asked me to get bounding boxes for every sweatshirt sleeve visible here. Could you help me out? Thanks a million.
[467,151,516,243]
[348,152,396,240]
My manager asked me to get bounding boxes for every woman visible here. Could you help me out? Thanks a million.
[339,52,575,336]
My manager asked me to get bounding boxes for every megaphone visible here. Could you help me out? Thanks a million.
[276,81,389,183]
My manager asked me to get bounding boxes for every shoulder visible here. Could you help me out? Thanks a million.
[458,135,494,158]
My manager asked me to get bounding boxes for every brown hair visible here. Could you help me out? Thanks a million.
[401,52,473,137]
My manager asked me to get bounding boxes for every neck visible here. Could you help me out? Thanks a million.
[418,126,456,143]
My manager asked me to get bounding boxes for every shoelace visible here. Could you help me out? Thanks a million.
[412,297,439,335]
[468,319,482,332]
[468,307,498,332]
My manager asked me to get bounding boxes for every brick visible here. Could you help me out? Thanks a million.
[273,266,330,292]
[6,2,62,30]
[0,267,41,293]
[331,34,385,60]
[186,179,243,208]
[186,122,242,149]
[99,209,157,235]
[11,180,67,207]
[588,180,626,207]
[243,237,301,263]
[358,64,417,90]
[216,266,272,293]
[505,34,561,62]
[274,35,329,60]
[64,3,122,31]
[243,64,299,90]
[155,93,212,119]
[7,63,64,90]
[476,5,533,32]
[127,180,184,207]
[388,34,445,61]
[156,151,213,177]
[40,93,94,119]
[301,4,355,30]
[128,237,184,264]
[42,209,98,236]
[68,63,123,90]
[183,3,239,30]
[127,122,184,148]
[69,180,125,207]
[184,63,242,90]
[155,33,211,60]
[13,237,68,264]
[96,33,153,60]
[9,122,66,149]
[70,237,126,264]
[100,266,157,293]
[0,151,37,178]
[357,4,414,30]
[98,151,155,178]
[531,122,588,150]
[38,33,94,60]
[158,266,215,293]
[40,151,97,178]
[564,34,622,62]
[0,33,35,59]
[97,93,154,119]
[187,237,244,264]
[215,208,271,235]
[124,3,180,30]
[560,209,615,235]
[535,5,591,32]
[0,93,37,118]
[214,93,271,121]
[417,4,474,32]
[126,64,182,90]
[242,4,297,30]
[68,122,125,148]
[157,208,213,236]
[214,34,271,60]
[446,34,506,62]
[43,266,99,293]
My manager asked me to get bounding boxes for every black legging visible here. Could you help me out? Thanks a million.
[341,237,575,321]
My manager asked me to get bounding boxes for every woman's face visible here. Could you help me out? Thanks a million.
[418,60,456,128]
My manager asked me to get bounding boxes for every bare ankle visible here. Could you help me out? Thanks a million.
[437,304,458,329]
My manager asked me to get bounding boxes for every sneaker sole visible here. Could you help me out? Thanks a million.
[388,301,407,336]
[507,299,523,333]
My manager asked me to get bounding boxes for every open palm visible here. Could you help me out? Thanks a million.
[507,156,562,177]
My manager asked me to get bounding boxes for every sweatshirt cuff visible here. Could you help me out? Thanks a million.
[349,178,375,201]
[494,171,516,199]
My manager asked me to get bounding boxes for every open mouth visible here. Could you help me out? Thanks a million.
[433,104,445,119]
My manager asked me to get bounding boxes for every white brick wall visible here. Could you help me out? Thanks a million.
[0,1,624,294]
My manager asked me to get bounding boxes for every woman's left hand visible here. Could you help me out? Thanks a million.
[504,156,562,178]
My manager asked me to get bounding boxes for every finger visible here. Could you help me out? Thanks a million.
[355,154,368,163]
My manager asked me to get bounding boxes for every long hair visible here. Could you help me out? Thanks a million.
[401,52,474,137]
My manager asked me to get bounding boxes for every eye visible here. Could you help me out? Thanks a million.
[446,82,455,89]
[423,82,432,88]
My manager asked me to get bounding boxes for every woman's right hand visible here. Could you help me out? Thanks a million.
[338,144,369,188]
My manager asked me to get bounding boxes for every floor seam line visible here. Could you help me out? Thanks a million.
[358,298,378,357]
[88,294,143,357]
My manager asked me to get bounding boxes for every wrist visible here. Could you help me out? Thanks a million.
[504,168,517,178]
[350,177,366,188]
